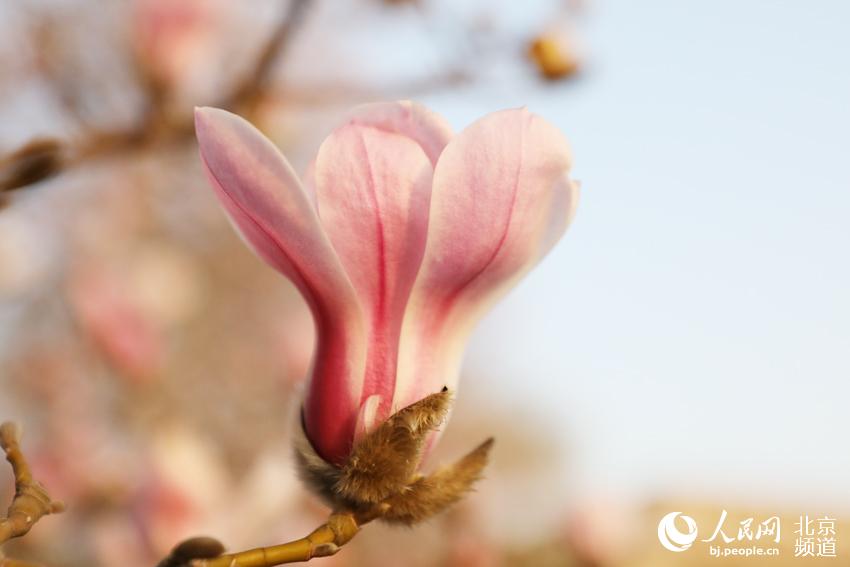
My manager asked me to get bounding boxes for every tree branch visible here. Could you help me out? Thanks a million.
[0,422,64,566]
[158,511,372,567]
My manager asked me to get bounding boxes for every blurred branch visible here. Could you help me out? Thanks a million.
[0,0,312,194]
[0,422,64,566]
[30,15,90,129]
[223,0,311,113]
[0,140,66,193]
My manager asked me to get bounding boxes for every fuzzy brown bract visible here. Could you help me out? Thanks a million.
[380,437,494,526]
[294,389,494,526]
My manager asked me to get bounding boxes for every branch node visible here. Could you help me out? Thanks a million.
[1,421,64,556]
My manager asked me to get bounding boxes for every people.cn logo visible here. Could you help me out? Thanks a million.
[658,512,699,552]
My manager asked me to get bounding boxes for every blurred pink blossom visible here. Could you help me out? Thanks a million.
[130,427,227,557]
[563,496,639,565]
[195,101,579,464]
[69,266,165,381]
[132,0,218,89]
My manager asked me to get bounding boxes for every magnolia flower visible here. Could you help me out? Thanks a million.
[195,102,578,465]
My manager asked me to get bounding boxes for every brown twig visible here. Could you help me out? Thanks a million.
[160,511,371,567]
[0,422,64,565]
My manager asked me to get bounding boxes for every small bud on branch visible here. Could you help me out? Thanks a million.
[529,35,581,80]
[156,537,227,567]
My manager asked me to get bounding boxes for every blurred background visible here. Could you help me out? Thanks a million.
[0,0,848,566]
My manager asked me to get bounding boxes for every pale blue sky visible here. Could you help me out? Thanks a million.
[424,0,850,508]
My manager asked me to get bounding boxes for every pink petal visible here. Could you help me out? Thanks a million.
[195,107,366,464]
[346,100,453,166]
[313,123,434,424]
[397,108,579,406]
[195,107,355,316]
